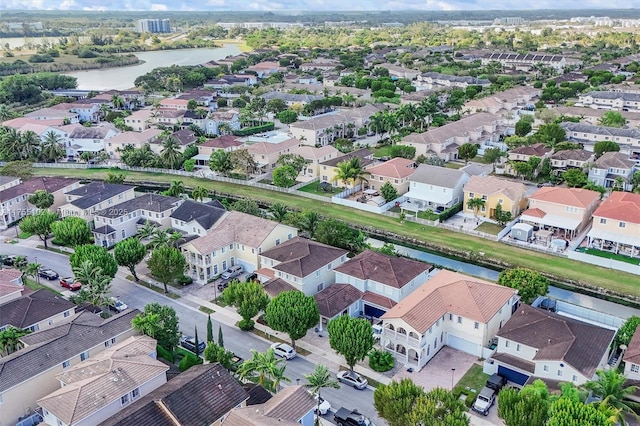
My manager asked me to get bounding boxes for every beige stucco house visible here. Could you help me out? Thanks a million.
[587,191,640,258]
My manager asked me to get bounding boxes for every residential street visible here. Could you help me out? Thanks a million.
[2,241,381,425]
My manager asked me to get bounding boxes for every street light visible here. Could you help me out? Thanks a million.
[35,256,40,284]
[451,368,456,390]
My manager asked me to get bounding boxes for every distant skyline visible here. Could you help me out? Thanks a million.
[0,0,636,12]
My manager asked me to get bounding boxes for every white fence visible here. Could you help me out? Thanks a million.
[567,251,640,276]
[438,222,500,241]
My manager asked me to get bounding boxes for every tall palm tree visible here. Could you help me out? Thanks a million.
[298,210,320,238]
[218,122,232,136]
[467,197,485,218]
[304,364,340,425]
[99,103,111,120]
[148,228,182,249]
[136,220,158,240]
[191,185,209,202]
[0,127,24,160]
[111,94,125,110]
[20,130,40,160]
[269,202,288,223]
[164,180,185,197]
[22,262,41,282]
[0,327,30,356]
[71,260,113,307]
[160,136,182,169]
[585,369,639,426]
[237,348,290,393]
[0,104,17,121]
[40,131,65,162]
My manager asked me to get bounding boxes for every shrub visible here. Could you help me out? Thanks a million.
[29,54,54,63]
[238,318,255,330]
[232,122,275,136]
[178,352,203,371]
[156,345,174,363]
[368,349,395,372]
[438,202,463,222]
[177,275,193,285]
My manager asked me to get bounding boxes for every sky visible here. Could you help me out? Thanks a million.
[0,0,634,11]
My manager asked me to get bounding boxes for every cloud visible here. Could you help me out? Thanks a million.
[151,3,168,10]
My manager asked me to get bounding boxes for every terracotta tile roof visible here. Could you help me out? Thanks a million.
[510,143,551,157]
[402,112,499,146]
[593,192,640,224]
[0,268,23,282]
[263,278,298,298]
[0,289,75,329]
[290,145,340,161]
[382,270,516,334]
[260,237,347,278]
[366,157,416,179]
[2,117,65,128]
[522,208,546,218]
[497,304,615,378]
[37,335,168,425]
[334,250,432,289]
[0,282,23,300]
[550,149,594,162]
[314,284,363,318]
[363,291,397,309]
[623,328,640,365]
[464,176,527,202]
[529,187,600,209]
[255,267,275,280]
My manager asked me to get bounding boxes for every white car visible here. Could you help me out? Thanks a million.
[337,370,368,390]
[314,394,332,415]
[270,342,297,359]
[109,297,128,313]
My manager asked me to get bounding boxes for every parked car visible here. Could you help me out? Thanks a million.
[472,386,496,416]
[60,277,82,291]
[313,393,332,416]
[38,268,59,280]
[337,371,368,390]
[109,297,128,313]
[270,342,297,359]
[221,265,243,280]
[245,272,258,282]
[334,407,372,426]
[3,255,26,268]
[486,373,507,391]
[180,335,206,354]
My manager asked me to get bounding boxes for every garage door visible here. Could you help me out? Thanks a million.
[364,304,386,319]
[446,334,479,356]
[498,365,530,386]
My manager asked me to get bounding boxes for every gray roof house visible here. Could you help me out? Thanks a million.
[588,151,637,190]
[60,182,136,218]
[169,200,227,237]
[0,310,139,426]
[561,122,640,150]
[402,164,470,212]
[0,289,76,332]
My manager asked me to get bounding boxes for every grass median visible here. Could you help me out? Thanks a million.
[34,167,640,298]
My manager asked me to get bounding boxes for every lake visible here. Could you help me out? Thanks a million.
[62,44,242,90]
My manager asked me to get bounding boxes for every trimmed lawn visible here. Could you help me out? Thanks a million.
[475,222,505,235]
[445,162,464,169]
[418,210,439,220]
[455,364,488,393]
[32,167,640,297]
[581,248,640,266]
[296,181,334,197]
[24,278,63,296]
[373,145,394,158]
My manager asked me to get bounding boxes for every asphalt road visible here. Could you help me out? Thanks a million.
[2,242,382,425]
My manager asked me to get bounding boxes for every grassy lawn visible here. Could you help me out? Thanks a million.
[418,210,439,220]
[373,145,394,158]
[32,167,640,298]
[18,231,32,239]
[581,248,640,266]
[475,222,505,235]
[199,306,215,314]
[296,181,334,197]
[24,278,63,296]
[455,364,489,393]
[445,162,464,169]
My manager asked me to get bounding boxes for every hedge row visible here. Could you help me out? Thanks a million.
[438,202,463,222]
[232,122,275,136]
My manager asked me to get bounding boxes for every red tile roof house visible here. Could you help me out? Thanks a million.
[380,270,518,370]
[586,191,640,259]
[365,157,416,195]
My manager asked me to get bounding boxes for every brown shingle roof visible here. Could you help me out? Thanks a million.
[0,177,79,202]
[314,284,363,318]
[200,135,243,148]
[550,149,593,162]
[492,352,536,373]
[363,291,397,309]
[263,278,298,298]
[262,385,315,421]
[510,143,551,157]
[260,237,348,278]
[334,250,432,289]
[382,270,516,334]
[497,304,615,378]
[0,289,75,329]
[623,329,640,365]
[593,191,640,224]
[594,151,635,170]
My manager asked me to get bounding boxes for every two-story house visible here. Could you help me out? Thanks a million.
[550,149,594,171]
[106,129,162,159]
[508,143,552,163]
[0,289,76,333]
[562,122,640,154]
[587,191,640,259]
[464,86,541,115]
[169,200,227,237]
[402,164,470,214]
[206,110,241,136]
[23,107,80,124]
[0,268,25,305]
[224,385,316,426]
[102,363,249,426]
[193,136,243,167]
[578,91,640,112]
[257,237,348,296]
[463,176,528,219]
[66,125,120,160]
[290,145,342,182]
[38,335,168,426]
[248,138,301,173]
[0,177,82,229]
[417,72,491,89]
[60,182,135,219]
[124,108,154,132]
[0,310,138,426]
[333,250,434,320]
[319,148,375,188]
[588,151,636,190]
[93,193,182,247]
[489,304,615,386]
[520,187,601,239]
[381,270,518,369]
[623,329,640,383]
[365,157,416,195]
[181,211,298,284]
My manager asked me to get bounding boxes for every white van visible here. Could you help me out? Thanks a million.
[221,265,244,280]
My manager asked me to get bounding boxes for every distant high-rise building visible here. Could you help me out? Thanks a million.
[136,19,171,33]
[493,17,525,26]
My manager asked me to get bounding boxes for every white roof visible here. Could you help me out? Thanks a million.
[512,222,533,232]
[521,213,581,231]
[588,228,640,247]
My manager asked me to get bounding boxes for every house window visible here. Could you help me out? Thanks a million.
[557,370,563,377]
[474,322,479,329]
[469,192,474,198]
[572,375,578,382]
[620,222,626,228]
[111,338,116,344]
[600,218,606,224]
[131,388,140,400]
[632,364,640,373]
[121,394,130,406]
[505,340,510,348]
[516,344,521,352]
[317,283,324,292]
[428,327,432,334]
[275,239,281,245]
[543,365,549,372]
[457,316,462,324]
[327,263,331,270]
[449,314,453,321]
[105,341,110,348]
[316,270,320,277]
[62,360,70,368]
[80,351,89,361]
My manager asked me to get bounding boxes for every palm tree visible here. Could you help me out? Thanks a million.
[304,364,340,425]
[585,369,639,426]
[99,103,111,120]
[368,111,388,140]
[467,197,485,218]
[22,262,41,282]
[332,157,369,189]
[20,130,40,160]
[0,127,24,160]
[237,348,290,393]
[160,135,182,169]
[0,326,30,356]
[136,220,158,240]
[0,104,17,121]
[148,229,182,249]
[269,202,288,223]
[298,210,320,238]
[71,260,113,307]
[209,150,234,176]
[40,131,65,162]
[191,185,209,202]
[111,94,125,110]
[348,157,369,188]
[218,122,232,136]
[164,180,185,197]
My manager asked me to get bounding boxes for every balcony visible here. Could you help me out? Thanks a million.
[382,329,421,348]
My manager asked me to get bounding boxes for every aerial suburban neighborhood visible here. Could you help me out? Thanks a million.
[2,5,640,426]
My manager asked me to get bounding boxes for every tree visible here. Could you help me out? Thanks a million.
[193,326,201,357]
[160,135,182,169]
[272,165,298,188]
[594,141,621,157]
[380,181,398,203]
[105,171,126,184]
[51,216,93,247]
[231,199,262,217]
[132,303,180,351]
[276,153,307,174]
[298,210,320,238]
[547,397,609,426]
[218,325,224,347]
[203,342,234,370]
[511,161,533,180]
[327,315,375,371]
[223,280,269,330]
[276,109,298,124]
[585,368,640,425]
[70,244,117,278]
[515,117,533,136]
[498,268,549,304]
[632,172,640,193]
[305,365,340,426]
[237,348,290,392]
[1,160,33,181]
[191,185,209,202]
[483,147,503,171]
[207,315,214,343]
[19,211,57,249]
[374,378,426,426]
[163,180,185,197]
[534,123,565,147]
[209,150,234,176]
[148,228,182,249]
[615,316,640,349]
[498,381,550,426]
[467,197,485,217]
[457,143,478,164]
[71,259,113,307]
[266,98,287,113]
[408,387,470,426]
[265,290,319,349]
[599,111,626,128]
[230,148,258,176]
[494,203,513,226]
[28,189,54,209]
[269,202,288,223]
[314,219,357,251]
[0,326,30,356]
[147,246,186,294]
[114,238,146,282]
[332,157,369,188]
[562,169,588,188]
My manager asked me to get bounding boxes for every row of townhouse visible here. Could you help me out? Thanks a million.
[579,90,640,112]
[479,52,567,72]
[417,72,491,89]
[464,86,541,115]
